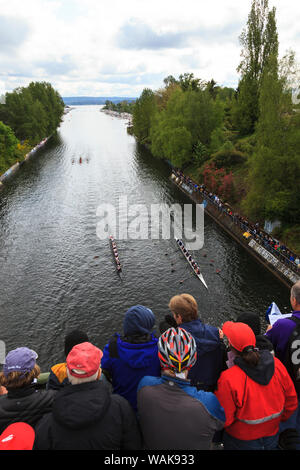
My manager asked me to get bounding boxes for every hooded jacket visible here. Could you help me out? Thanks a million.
[180,319,226,390]
[101,333,161,411]
[0,386,56,434]
[137,374,225,450]
[215,350,298,441]
[33,380,142,450]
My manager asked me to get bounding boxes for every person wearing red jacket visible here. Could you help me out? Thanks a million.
[215,321,298,450]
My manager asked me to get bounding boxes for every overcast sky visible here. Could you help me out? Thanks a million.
[0,0,299,98]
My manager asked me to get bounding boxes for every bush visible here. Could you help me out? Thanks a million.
[212,141,246,168]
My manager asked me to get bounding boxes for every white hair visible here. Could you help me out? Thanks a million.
[67,368,100,385]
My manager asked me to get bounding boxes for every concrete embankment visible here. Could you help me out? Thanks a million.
[171,174,300,289]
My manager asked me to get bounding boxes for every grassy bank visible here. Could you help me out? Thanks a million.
[182,149,300,256]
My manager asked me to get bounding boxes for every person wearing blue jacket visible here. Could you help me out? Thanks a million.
[164,294,226,391]
[101,305,161,412]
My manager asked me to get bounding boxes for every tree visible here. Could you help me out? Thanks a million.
[132,88,157,145]
[178,73,205,92]
[242,49,300,224]
[0,82,64,144]
[0,121,19,174]
[234,0,278,135]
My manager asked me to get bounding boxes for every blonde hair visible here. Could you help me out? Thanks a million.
[168,294,198,323]
[0,364,40,389]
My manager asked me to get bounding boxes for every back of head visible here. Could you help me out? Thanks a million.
[0,347,40,390]
[66,342,103,385]
[168,294,198,323]
[123,305,155,337]
[291,281,300,309]
[64,329,89,357]
[222,321,260,367]
[158,327,197,375]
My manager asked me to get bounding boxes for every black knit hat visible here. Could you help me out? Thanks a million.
[64,330,89,357]
[236,312,261,336]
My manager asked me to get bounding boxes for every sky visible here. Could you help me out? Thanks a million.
[0,0,299,98]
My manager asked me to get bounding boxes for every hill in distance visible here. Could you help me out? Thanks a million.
[62,96,137,106]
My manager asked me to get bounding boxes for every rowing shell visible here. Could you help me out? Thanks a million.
[109,236,122,274]
[176,238,208,289]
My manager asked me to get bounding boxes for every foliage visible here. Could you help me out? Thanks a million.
[192,141,209,166]
[212,142,246,169]
[242,51,300,224]
[234,1,279,136]
[0,121,19,174]
[202,162,235,201]
[0,81,64,145]
[132,88,157,145]
[103,100,135,114]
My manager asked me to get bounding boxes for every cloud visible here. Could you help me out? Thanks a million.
[115,17,242,51]
[116,18,187,50]
[0,15,31,53]
[35,56,77,76]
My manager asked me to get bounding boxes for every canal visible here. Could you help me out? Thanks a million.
[0,106,290,371]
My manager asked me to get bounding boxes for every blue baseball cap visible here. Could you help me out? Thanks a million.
[3,348,38,377]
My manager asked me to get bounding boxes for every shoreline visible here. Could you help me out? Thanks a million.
[0,137,50,190]
[100,108,132,125]
[170,172,300,289]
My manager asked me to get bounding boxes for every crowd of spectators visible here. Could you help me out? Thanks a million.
[171,168,300,273]
[1,281,300,451]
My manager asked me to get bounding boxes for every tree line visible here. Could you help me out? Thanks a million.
[103,99,135,114]
[0,81,64,175]
[130,0,300,250]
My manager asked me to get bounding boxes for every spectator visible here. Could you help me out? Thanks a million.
[101,305,161,412]
[0,347,56,433]
[47,329,90,390]
[224,312,274,369]
[0,422,35,450]
[215,321,298,450]
[137,327,225,450]
[164,294,226,391]
[34,342,142,450]
[266,280,300,436]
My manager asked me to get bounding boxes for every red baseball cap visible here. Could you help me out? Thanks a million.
[0,422,35,450]
[66,342,103,378]
[222,321,256,352]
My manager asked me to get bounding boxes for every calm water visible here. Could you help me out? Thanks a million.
[0,106,290,371]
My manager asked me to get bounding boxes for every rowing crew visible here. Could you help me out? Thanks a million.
[177,239,202,276]
[110,236,122,272]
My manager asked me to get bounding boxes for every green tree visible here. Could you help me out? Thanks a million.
[132,88,157,145]
[234,0,278,135]
[0,121,19,174]
[242,50,300,223]
[0,82,64,144]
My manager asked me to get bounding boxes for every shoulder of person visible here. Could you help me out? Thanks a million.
[183,385,225,422]
[137,375,162,393]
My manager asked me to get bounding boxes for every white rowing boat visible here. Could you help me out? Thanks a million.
[176,238,208,289]
[109,236,122,273]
